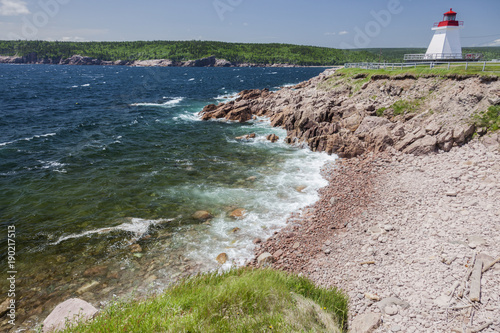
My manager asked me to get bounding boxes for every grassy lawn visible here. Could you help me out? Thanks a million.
[337,64,500,78]
[56,268,348,333]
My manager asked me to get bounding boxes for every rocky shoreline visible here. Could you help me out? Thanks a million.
[0,54,299,67]
[200,68,500,157]
[199,68,500,332]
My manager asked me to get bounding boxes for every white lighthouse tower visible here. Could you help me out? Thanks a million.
[425,8,463,60]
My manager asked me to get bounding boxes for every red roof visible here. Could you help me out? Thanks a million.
[444,8,457,15]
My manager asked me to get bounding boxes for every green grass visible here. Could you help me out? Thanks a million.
[391,99,421,116]
[474,105,500,132]
[337,66,500,78]
[56,268,348,333]
[376,107,387,117]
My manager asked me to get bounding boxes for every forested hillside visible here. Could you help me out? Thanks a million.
[0,40,377,65]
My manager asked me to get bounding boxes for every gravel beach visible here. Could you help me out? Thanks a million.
[253,141,500,332]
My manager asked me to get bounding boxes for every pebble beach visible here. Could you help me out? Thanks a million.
[254,141,500,332]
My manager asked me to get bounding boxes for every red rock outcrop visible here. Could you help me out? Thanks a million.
[199,68,500,157]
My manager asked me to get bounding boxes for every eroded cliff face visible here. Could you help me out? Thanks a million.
[200,69,500,157]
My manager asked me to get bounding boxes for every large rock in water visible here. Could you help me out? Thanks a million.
[42,298,98,333]
[192,211,213,220]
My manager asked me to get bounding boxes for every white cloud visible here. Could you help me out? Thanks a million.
[485,38,500,47]
[338,31,349,35]
[324,32,336,36]
[0,0,30,16]
[61,36,87,42]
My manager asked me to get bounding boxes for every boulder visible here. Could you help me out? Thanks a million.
[394,128,425,151]
[236,133,256,140]
[229,208,246,219]
[129,244,142,253]
[0,298,11,317]
[42,298,98,333]
[296,185,307,193]
[192,211,213,220]
[350,313,382,333]
[403,135,437,155]
[226,106,253,122]
[216,253,228,264]
[355,116,391,138]
[452,124,475,144]
[366,126,394,153]
[267,134,279,143]
[257,252,275,266]
[481,132,500,152]
[343,113,363,132]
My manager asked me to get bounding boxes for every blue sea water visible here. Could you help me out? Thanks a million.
[0,64,334,329]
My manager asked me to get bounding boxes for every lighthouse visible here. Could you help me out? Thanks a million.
[424,8,463,60]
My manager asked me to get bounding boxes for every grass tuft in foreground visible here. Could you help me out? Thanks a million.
[58,267,348,333]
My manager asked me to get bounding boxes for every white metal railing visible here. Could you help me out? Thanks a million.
[433,21,464,27]
[404,53,463,60]
[344,61,498,72]
[404,53,483,61]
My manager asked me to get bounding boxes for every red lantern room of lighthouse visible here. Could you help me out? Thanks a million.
[425,8,464,60]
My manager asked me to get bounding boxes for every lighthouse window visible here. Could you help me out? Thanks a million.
[444,15,456,21]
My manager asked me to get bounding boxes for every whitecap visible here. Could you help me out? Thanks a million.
[130,97,184,108]
[51,217,174,245]
[175,111,202,122]
[81,83,90,87]
[0,133,56,147]
[214,92,238,103]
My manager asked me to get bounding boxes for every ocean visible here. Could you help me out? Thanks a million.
[0,64,335,329]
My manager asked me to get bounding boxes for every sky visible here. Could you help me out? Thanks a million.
[0,0,499,48]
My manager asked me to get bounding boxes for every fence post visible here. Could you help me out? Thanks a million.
[465,62,468,70]
[447,62,450,70]
[483,62,486,71]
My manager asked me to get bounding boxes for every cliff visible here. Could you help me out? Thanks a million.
[200,68,500,156]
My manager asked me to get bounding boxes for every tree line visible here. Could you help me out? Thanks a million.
[0,40,378,65]
[1,41,498,65]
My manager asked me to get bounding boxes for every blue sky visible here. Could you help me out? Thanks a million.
[0,0,499,48]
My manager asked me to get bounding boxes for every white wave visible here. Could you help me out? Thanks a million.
[188,78,195,81]
[175,111,202,122]
[0,133,56,147]
[38,160,67,173]
[81,83,90,87]
[51,217,174,245]
[174,143,337,271]
[214,92,238,103]
[130,97,184,108]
